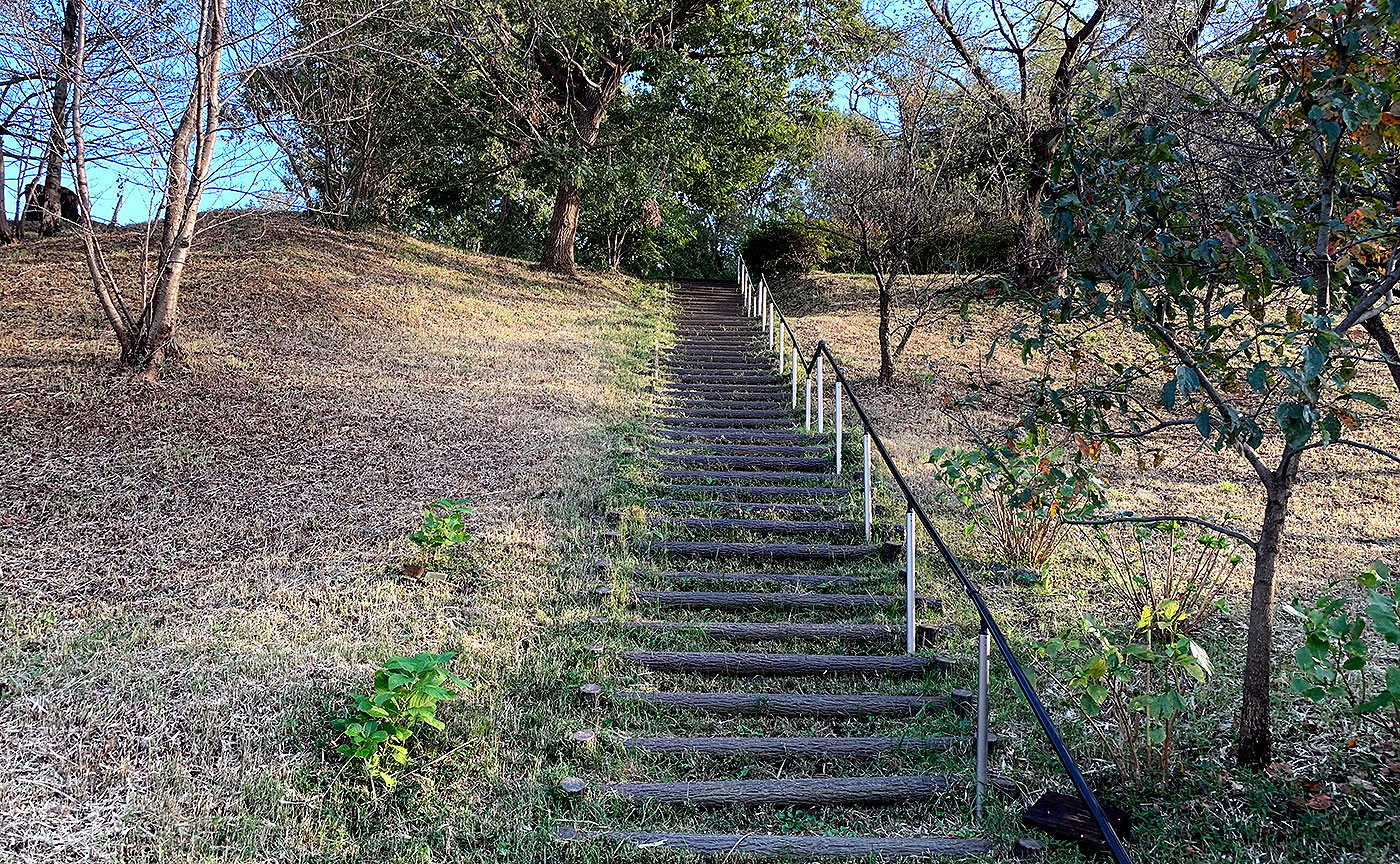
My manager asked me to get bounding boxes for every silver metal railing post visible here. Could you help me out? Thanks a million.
[816,354,825,433]
[791,346,798,408]
[777,328,784,376]
[804,376,812,431]
[863,434,872,542]
[905,509,916,655]
[976,625,991,821]
[834,383,843,475]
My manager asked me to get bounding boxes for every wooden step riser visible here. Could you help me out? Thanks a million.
[653,484,851,499]
[649,444,824,457]
[608,589,910,611]
[648,569,864,587]
[619,650,957,676]
[615,690,968,717]
[652,457,828,473]
[600,775,954,806]
[621,735,980,758]
[603,619,945,647]
[636,541,887,560]
[643,498,841,514]
[555,829,992,859]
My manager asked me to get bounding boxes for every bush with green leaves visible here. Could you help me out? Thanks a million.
[1035,603,1213,782]
[1289,561,1400,743]
[408,497,473,551]
[336,651,464,786]
[1086,519,1245,635]
[929,440,1104,568]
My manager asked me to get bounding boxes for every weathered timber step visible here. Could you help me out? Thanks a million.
[655,469,840,483]
[640,516,856,534]
[650,569,863,587]
[620,734,983,758]
[636,540,891,560]
[656,408,794,419]
[656,428,811,443]
[554,828,992,859]
[658,400,791,412]
[670,373,780,383]
[614,689,969,716]
[662,360,775,371]
[663,383,788,393]
[644,497,841,514]
[617,650,958,676]
[654,455,827,472]
[593,775,955,806]
[656,484,850,499]
[601,618,946,647]
[660,417,792,429]
[597,587,927,611]
[649,443,823,457]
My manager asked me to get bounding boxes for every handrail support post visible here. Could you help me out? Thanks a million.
[791,346,798,408]
[976,626,991,821]
[863,434,872,543]
[834,383,842,474]
[816,354,825,433]
[904,509,916,655]
[804,376,812,431]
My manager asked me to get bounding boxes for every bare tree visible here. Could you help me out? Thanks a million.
[814,33,982,382]
[926,0,1135,292]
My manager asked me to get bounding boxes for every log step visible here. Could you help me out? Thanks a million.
[657,401,793,413]
[601,618,946,647]
[657,408,793,419]
[620,734,982,758]
[660,417,793,428]
[618,649,958,676]
[655,429,811,443]
[638,540,887,560]
[649,443,824,457]
[643,516,856,534]
[651,569,864,587]
[653,455,827,472]
[644,498,842,515]
[601,588,921,611]
[598,774,955,806]
[655,484,850,499]
[554,828,991,859]
[615,689,968,716]
[655,470,840,483]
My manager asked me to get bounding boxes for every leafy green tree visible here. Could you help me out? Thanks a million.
[1024,0,1400,767]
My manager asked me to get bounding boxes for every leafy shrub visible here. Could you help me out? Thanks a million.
[1289,560,1400,743]
[409,497,473,551]
[928,443,1104,568]
[336,651,464,786]
[742,221,831,276]
[1035,605,1213,782]
[1086,519,1244,635]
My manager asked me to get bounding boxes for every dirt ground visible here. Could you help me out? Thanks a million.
[773,271,1400,597]
[0,213,635,861]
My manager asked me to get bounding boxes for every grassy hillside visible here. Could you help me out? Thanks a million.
[0,214,661,861]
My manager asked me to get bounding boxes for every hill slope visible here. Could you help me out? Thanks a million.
[0,214,650,860]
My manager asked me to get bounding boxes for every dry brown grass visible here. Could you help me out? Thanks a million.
[774,271,1399,597]
[0,212,638,861]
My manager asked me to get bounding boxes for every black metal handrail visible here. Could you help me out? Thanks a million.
[740,262,1132,864]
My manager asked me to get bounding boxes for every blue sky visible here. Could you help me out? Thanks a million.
[3,0,931,227]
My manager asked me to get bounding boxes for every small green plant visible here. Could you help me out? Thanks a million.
[409,497,473,551]
[1289,560,1400,743]
[1035,603,1213,782]
[929,440,1104,568]
[336,651,464,786]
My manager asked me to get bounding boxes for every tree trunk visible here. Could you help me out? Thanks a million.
[1237,453,1301,767]
[41,0,79,236]
[0,142,12,244]
[1014,128,1061,294]
[540,177,582,273]
[877,277,894,384]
